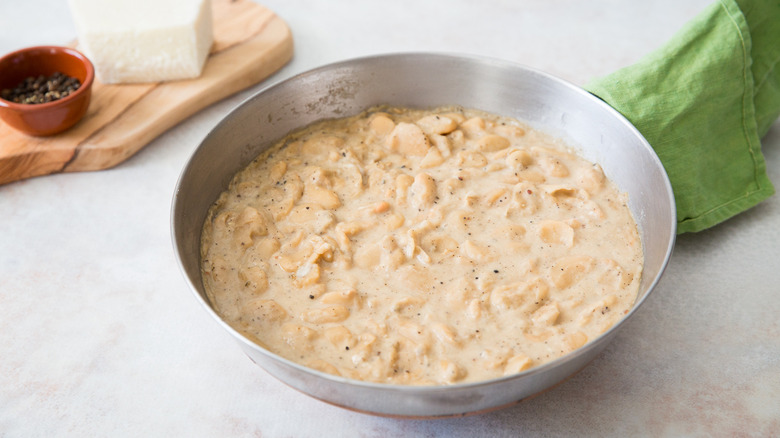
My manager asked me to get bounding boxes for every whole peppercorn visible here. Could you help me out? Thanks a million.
[1,72,81,104]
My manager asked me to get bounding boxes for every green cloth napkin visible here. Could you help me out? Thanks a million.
[585,0,780,233]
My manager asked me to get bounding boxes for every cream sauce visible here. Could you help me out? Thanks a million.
[201,106,643,385]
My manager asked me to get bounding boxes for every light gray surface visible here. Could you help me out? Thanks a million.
[1,0,778,436]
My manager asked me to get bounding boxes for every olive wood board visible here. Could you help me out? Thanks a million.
[0,0,293,186]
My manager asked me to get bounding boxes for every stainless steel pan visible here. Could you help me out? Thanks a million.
[171,53,676,418]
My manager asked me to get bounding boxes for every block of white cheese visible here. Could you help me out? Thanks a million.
[69,0,213,84]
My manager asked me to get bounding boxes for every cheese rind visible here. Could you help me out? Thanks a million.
[69,0,213,84]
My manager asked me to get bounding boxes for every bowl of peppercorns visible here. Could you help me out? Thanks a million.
[0,46,94,136]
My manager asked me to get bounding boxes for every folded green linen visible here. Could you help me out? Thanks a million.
[585,0,779,233]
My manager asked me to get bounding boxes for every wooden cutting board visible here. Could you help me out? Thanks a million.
[0,0,293,186]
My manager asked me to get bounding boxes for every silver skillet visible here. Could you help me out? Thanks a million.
[171,53,676,418]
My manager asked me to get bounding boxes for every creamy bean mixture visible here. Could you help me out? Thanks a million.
[201,106,643,385]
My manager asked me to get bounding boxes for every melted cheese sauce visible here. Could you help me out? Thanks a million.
[201,106,643,385]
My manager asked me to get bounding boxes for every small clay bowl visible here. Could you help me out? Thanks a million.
[0,46,94,136]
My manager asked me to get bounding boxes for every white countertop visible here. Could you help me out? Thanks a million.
[2,1,778,436]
